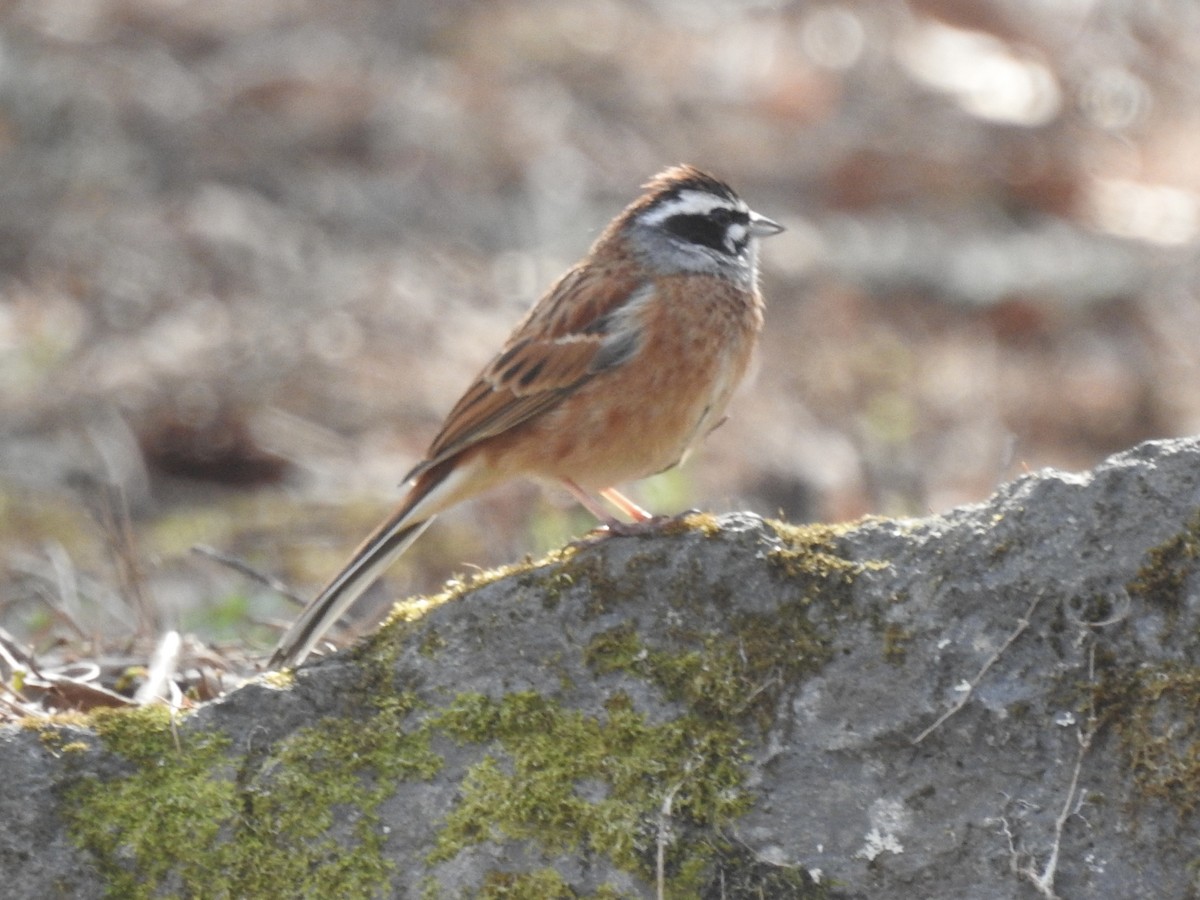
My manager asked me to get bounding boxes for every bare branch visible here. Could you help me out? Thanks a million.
[913,589,1048,744]
[191,544,306,607]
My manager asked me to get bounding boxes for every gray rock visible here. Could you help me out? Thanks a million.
[4,437,1200,898]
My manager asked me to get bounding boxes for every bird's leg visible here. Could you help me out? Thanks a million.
[599,487,653,522]
[561,478,623,528]
[562,478,681,541]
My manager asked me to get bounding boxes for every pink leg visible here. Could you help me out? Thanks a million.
[562,479,665,543]
[561,479,654,523]
[562,478,620,524]
[599,487,652,522]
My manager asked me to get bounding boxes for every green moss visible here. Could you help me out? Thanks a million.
[537,567,578,608]
[373,548,581,651]
[259,669,295,690]
[425,556,839,892]
[1094,661,1200,818]
[415,516,848,893]
[380,587,458,630]
[1127,508,1200,611]
[108,666,143,695]
[583,622,644,673]
[585,603,832,731]
[476,868,578,898]
[701,842,826,898]
[764,519,885,585]
[57,517,842,898]
[64,706,237,900]
[476,868,627,898]
[571,555,644,619]
[882,623,912,666]
[86,705,187,763]
[660,511,723,537]
[429,691,748,892]
[232,693,442,897]
[62,691,442,899]
[25,715,92,755]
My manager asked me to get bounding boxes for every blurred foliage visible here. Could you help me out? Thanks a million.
[0,0,1197,659]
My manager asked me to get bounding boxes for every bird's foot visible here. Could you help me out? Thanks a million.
[571,509,703,545]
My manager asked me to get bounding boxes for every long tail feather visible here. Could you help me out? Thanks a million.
[268,509,434,668]
[270,448,487,669]
[267,466,461,668]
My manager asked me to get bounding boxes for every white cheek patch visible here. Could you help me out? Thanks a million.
[725,223,748,251]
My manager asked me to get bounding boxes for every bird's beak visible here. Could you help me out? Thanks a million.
[748,211,785,237]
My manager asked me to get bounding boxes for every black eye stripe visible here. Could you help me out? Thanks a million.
[662,214,728,252]
[661,209,750,254]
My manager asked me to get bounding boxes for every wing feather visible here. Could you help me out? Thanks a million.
[405,263,646,481]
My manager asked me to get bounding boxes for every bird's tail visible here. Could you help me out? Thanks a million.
[269,451,488,668]
[268,504,434,669]
[267,451,458,676]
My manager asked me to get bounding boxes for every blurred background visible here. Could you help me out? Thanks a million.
[0,0,1197,672]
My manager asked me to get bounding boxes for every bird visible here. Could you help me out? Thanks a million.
[269,165,784,668]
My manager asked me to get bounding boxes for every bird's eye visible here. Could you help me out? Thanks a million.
[710,207,734,226]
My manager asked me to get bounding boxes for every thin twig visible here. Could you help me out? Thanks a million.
[1017,641,1098,898]
[913,590,1048,744]
[0,687,44,721]
[44,542,88,640]
[96,478,158,636]
[733,673,782,716]
[191,545,306,607]
[0,627,41,680]
[4,555,105,640]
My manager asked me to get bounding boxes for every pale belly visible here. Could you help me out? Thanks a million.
[522,328,752,489]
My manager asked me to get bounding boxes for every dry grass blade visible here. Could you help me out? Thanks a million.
[75,474,159,638]
[134,631,182,705]
[191,544,306,608]
[27,672,135,712]
[0,626,40,678]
